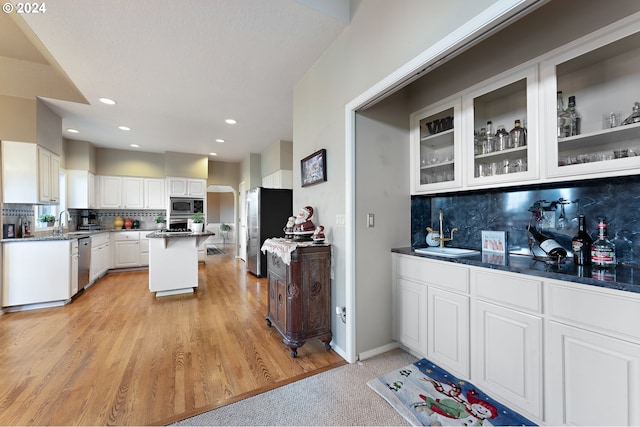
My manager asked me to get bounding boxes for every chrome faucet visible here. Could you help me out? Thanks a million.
[58,210,69,236]
[426,208,459,248]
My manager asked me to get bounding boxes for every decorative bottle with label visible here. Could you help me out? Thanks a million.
[527,224,567,259]
[571,215,592,265]
[591,217,616,267]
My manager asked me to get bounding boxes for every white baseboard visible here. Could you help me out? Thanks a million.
[358,342,400,361]
[330,342,348,362]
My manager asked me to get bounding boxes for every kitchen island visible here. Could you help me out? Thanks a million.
[146,231,214,297]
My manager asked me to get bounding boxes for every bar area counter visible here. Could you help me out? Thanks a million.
[146,231,214,297]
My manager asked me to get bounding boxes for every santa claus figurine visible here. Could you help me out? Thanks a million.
[312,225,325,242]
[293,206,315,233]
[283,216,296,237]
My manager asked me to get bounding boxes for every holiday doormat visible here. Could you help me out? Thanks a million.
[206,246,224,255]
[368,358,536,426]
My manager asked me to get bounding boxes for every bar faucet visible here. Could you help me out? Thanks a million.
[426,208,458,248]
[58,210,69,236]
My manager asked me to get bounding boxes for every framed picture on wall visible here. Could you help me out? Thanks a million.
[301,148,327,187]
[3,224,15,239]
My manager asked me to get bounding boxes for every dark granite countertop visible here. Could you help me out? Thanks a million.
[392,247,640,294]
[145,231,214,239]
[1,228,165,243]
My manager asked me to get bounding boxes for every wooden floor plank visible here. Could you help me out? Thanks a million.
[0,245,345,425]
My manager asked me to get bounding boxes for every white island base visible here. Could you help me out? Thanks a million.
[147,232,213,297]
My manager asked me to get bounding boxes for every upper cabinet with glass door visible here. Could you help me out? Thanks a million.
[463,65,539,187]
[410,97,462,194]
[542,14,640,179]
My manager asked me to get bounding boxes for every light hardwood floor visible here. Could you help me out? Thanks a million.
[0,245,345,425]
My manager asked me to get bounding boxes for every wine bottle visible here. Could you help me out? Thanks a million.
[527,224,568,259]
[557,91,569,138]
[571,215,592,265]
[591,217,616,267]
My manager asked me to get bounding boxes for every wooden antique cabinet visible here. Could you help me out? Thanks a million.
[265,244,332,357]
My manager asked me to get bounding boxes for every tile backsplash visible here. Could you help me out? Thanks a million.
[411,175,640,264]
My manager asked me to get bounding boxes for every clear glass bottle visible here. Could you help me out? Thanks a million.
[509,119,527,147]
[557,91,569,138]
[571,215,592,266]
[495,125,510,151]
[591,217,616,267]
[484,121,494,153]
[566,95,581,136]
[612,230,634,265]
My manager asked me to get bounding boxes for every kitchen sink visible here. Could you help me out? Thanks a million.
[414,247,479,258]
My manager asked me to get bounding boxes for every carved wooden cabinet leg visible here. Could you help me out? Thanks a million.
[264,244,332,358]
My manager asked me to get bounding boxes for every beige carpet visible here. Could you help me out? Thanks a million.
[173,348,416,426]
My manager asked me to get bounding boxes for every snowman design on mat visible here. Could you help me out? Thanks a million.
[412,378,498,426]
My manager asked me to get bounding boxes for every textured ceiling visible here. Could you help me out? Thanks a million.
[17,0,349,161]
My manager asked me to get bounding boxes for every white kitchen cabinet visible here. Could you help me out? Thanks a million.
[262,170,293,189]
[545,280,640,426]
[68,170,96,209]
[1,141,60,204]
[463,65,539,187]
[2,240,72,308]
[139,234,150,266]
[395,276,427,355]
[167,177,206,197]
[98,175,152,209]
[410,97,462,194]
[144,178,166,209]
[427,286,469,379]
[541,16,640,181]
[98,175,123,208]
[90,233,110,284]
[471,270,543,420]
[392,254,469,377]
[113,231,141,268]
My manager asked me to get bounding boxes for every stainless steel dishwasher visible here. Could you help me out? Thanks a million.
[78,237,91,290]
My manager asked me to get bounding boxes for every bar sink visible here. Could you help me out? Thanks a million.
[414,247,479,258]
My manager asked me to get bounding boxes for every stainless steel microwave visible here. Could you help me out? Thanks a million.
[170,197,204,215]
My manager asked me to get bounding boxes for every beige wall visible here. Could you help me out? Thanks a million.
[0,95,37,142]
[261,140,293,176]
[206,192,234,223]
[65,139,96,172]
[95,147,165,177]
[240,153,262,189]
[164,151,208,179]
[293,0,501,358]
[36,99,62,157]
[208,160,240,189]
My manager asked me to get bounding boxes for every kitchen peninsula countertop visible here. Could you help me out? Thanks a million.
[145,231,214,239]
[393,247,640,294]
[1,228,165,243]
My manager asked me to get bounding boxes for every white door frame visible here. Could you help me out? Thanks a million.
[238,181,247,261]
[343,0,542,363]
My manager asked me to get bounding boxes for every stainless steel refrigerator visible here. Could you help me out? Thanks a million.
[246,187,292,277]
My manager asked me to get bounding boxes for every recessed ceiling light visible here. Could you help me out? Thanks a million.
[130,144,140,148]
[215,139,225,143]
[99,97,117,105]
[66,128,79,133]
[225,119,237,125]
[118,126,131,131]
[209,152,218,156]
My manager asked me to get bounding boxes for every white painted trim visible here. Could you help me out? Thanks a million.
[344,0,541,366]
[358,342,400,361]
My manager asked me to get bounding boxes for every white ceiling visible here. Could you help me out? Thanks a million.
[19,0,349,162]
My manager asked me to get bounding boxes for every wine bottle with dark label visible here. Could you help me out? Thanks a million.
[527,224,568,259]
[571,215,592,265]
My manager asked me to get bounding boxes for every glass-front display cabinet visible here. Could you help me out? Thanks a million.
[463,66,539,187]
[410,98,462,194]
[542,17,640,179]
